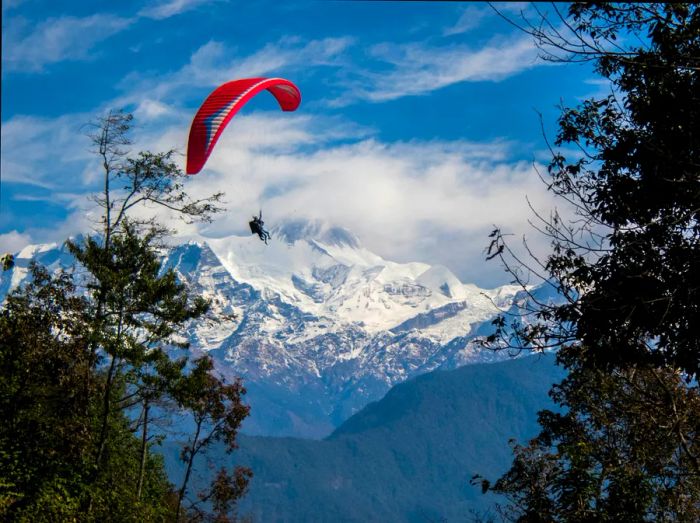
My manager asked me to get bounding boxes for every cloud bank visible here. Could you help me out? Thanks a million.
[1,107,564,287]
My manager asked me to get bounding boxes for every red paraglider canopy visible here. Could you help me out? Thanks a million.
[186,77,301,174]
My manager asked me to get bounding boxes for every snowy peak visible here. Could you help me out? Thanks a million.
[198,227,505,340]
[0,226,526,438]
[416,265,464,299]
[271,219,360,249]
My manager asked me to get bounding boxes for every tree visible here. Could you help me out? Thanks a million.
[0,265,93,518]
[69,223,214,518]
[77,110,223,477]
[477,3,700,520]
[172,356,251,522]
[0,111,251,521]
[485,2,700,375]
[76,112,253,521]
[474,347,700,522]
[0,263,177,521]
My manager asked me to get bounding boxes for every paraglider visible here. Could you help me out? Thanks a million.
[185,77,301,246]
[249,210,271,244]
[185,77,302,175]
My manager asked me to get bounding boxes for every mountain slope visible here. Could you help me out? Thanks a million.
[163,354,563,522]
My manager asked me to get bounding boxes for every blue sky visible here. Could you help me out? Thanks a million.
[1,0,603,287]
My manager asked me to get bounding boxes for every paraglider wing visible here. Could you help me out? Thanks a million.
[186,77,301,174]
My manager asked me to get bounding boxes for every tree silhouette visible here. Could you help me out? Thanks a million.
[477,3,700,519]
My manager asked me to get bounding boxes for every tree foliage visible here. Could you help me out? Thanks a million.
[487,1,700,375]
[173,356,251,522]
[478,2,700,520]
[475,347,700,522]
[0,112,250,521]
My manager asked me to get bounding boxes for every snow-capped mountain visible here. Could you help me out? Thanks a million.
[1,220,523,438]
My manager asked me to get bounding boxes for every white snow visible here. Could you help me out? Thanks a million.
[0,220,525,435]
[201,223,508,338]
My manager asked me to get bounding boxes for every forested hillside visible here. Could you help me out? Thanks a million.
[162,355,563,522]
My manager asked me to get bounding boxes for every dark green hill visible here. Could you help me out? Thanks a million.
[164,354,563,522]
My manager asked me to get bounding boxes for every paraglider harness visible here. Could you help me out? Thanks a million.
[249,211,271,244]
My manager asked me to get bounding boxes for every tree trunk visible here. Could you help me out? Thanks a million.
[95,353,118,469]
[176,418,202,522]
[137,399,149,500]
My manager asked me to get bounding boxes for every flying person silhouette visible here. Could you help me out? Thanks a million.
[249,210,271,244]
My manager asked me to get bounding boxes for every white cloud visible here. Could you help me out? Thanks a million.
[3,14,133,72]
[1,1,229,73]
[491,2,531,15]
[2,106,567,286]
[443,5,490,36]
[340,35,541,104]
[112,36,353,115]
[111,30,540,113]
[183,36,352,83]
[0,114,98,188]
[133,99,175,120]
[442,3,532,37]
[0,230,33,253]
[0,20,563,285]
[139,0,224,20]
[90,13,543,130]
[123,113,567,286]
[2,0,27,12]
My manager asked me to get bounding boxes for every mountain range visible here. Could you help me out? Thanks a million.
[1,219,535,438]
